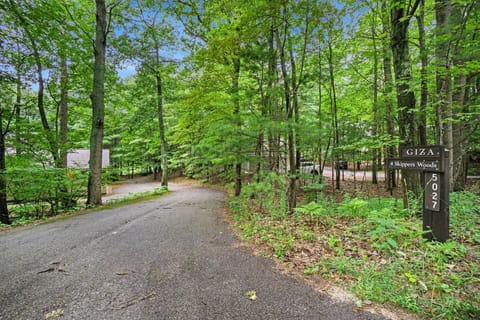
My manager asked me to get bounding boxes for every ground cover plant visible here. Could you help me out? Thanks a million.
[230,177,480,319]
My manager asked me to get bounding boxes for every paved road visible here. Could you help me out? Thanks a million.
[0,184,388,320]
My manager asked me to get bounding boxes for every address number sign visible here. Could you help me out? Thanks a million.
[387,145,449,242]
[424,172,440,212]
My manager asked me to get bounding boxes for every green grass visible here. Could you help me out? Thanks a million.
[231,189,480,319]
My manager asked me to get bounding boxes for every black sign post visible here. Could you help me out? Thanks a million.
[387,146,449,242]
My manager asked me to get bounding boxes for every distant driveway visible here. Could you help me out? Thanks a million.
[0,184,387,320]
[322,167,385,181]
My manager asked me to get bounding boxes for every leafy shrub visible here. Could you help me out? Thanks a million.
[239,172,287,219]
[7,167,87,218]
[337,195,369,217]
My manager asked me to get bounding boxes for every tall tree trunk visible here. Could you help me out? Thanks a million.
[290,2,310,175]
[0,107,9,225]
[232,56,242,196]
[58,41,76,209]
[267,20,279,173]
[275,10,296,213]
[59,51,69,168]
[291,54,301,173]
[382,1,396,192]
[371,11,379,185]
[87,0,107,206]
[15,41,23,155]
[154,41,168,189]
[417,0,428,145]
[391,0,421,205]
[327,39,340,190]
[156,72,168,189]
[317,49,324,181]
[435,0,454,188]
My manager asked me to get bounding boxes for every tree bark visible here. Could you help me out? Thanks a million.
[232,56,242,196]
[371,11,379,185]
[417,0,428,145]
[275,8,296,213]
[59,50,69,169]
[0,107,10,225]
[382,1,396,192]
[87,0,107,206]
[15,41,23,155]
[156,72,168,189]
[154,40,168,189]
[435,0,454,188]
[317,49,324,181]
[267,19,280,173]
[391,0,421,204]
[327,39,340,190]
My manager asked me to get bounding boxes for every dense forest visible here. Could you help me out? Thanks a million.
[0,0,479,224]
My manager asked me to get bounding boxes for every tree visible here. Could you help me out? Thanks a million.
[87,0,119,206]
[390,0,422,205]
[0,92,16,224]
[435,0,480,190]
[121,0,178,188]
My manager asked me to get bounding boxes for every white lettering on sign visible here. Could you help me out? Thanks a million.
[425,172,440,211]
[388,159,441,171]
[400,146,443,158]
[405,148,435,156]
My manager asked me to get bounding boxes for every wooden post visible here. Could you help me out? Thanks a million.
[388,146,449,242]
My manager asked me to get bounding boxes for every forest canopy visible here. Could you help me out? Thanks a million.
[0,0,479,224]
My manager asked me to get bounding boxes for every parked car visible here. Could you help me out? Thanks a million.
[299,161,320,175]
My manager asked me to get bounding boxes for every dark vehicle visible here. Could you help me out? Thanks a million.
[336,161,348,170]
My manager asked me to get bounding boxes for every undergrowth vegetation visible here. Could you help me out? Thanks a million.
[230,176,480,319]
[0,186,168,227]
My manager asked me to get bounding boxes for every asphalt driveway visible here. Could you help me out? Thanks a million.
[0,184,388,320]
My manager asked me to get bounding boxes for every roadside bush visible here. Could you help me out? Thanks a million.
[235,172,288,219]
[7,167,87,219]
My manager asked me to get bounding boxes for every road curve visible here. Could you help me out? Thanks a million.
[0,184,387,320]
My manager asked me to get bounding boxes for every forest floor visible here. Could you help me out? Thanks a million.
[229,171,480,320]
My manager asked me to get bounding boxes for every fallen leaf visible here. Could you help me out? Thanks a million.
[418,280,428,292]
[45,309,64,319]
[245,290,257,301]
